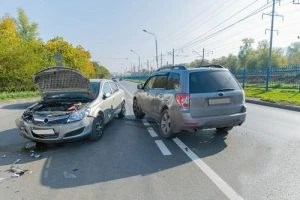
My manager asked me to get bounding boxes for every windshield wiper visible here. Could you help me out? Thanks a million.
[217,88,235,92]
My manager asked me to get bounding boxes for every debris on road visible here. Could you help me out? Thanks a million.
[34,154,41,159]
[63,171,77,179]
[6,166,31,178]
[72,168,79,172]
[12,159,21,164]
[185,147,189,151]
[2,154,6,158]
[25,141,36,150]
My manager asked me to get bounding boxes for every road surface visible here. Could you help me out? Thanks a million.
[0,80,299,200]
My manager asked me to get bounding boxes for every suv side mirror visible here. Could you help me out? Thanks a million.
[103,92,111,99]
[137,84,144,90]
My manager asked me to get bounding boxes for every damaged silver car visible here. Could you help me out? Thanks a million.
[15,67,126,143]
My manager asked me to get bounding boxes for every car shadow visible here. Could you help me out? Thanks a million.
[0,113,229,189]
[38,115,228,189]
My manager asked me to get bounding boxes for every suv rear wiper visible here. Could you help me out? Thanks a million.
[217,88,235,92]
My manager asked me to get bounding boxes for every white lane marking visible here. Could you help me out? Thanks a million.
[43,170,48,179]
[142,119,150,127]
[173,137,243,200]
[45,157,52,169]
[119,83,133,98]
[155,140,172,156]
[147,127,158,137]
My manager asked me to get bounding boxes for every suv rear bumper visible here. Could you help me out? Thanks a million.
[171,111,246,132]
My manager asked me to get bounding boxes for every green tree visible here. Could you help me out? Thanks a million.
[287,42,300,65]
[93,62,110,78]
[238,38,254,69]
[16,7,38,41]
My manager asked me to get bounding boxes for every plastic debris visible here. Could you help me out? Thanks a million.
[34,154,41,159]
[29,150,35,153]
[11,174,20,178]
[63,171,77,179]
[8,166,29,176]
[25,141,36,150]
[13,159,21,164]
[30,153,35,157]
[2,154,6,158]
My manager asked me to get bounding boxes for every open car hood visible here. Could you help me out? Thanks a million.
[34,67,94,100]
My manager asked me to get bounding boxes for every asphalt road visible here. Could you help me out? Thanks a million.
[0,80,299,200]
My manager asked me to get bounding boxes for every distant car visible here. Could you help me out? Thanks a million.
[133,65,246,138]
[16,67,126,143]
[112,77,117,82]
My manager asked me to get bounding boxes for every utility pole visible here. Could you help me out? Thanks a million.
[262,0,283,91]
[147,60,150,73]
[201,48,205,65]
[172,49,175,66]
[161,52,163,68]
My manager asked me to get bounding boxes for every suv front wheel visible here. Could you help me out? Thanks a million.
[160,110,176,139]
[133,98,145,119]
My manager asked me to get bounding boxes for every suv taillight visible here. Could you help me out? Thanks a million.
[176,93,190,109]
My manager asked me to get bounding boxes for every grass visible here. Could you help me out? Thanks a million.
[0,91,39,101]
[245,88,300,106]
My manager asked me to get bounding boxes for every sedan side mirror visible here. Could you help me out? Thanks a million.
[137,84,144,90]
[103,92,111,100]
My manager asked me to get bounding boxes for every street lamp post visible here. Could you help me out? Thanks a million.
[143,29,159,69]
[130,49,140,74]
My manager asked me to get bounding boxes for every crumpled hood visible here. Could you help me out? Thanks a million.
[33,67,94,99]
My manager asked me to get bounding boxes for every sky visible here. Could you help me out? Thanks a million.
[1,0,300,73]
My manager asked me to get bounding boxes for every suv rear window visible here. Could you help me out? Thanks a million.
[189,71,241,93]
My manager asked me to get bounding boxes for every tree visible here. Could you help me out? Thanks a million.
[287,42,300,65]
[238,38,254,69]
[16,8,38,41]
[93,62,110,78]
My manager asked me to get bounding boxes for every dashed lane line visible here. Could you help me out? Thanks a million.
[154,140,172,156]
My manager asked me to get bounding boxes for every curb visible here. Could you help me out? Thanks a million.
[246,98,300,112]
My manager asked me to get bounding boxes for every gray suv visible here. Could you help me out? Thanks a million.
[133,65,246,138]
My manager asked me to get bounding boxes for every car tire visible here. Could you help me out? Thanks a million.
[118,101,126,118]
[216,127,233,133]
[159,109,176,139]
[133,98,145,119]
[89,115,104,141]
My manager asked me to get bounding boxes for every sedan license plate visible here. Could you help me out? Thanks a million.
[32,129,55,135]
[209,98,230,105]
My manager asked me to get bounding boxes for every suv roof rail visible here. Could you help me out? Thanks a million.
[194,64,225,69]
[156,65,187,71]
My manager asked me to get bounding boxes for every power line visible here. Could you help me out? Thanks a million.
[176,2,273,51]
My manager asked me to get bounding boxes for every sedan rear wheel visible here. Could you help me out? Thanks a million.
[118,101,126,118]
[160,110,176,139]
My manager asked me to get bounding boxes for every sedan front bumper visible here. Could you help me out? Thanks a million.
[15,116,94,143]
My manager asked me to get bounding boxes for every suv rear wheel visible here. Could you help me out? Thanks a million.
[160,110,176,139]
[133,98,145,119]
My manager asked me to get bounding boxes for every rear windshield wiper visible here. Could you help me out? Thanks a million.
[217,88,235,92]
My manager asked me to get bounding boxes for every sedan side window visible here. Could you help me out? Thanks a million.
[109,82,119,93]
[102,82,112,95]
